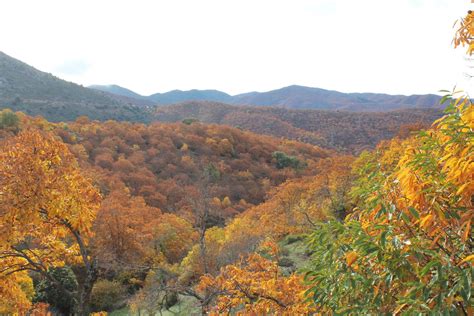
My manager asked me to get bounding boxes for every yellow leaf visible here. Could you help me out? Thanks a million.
[456,182,469,195]
[462,220,471,242]
[459,254,474,265]
[394,303,407,314]
[419,214,433,229]
[345,251,358,267]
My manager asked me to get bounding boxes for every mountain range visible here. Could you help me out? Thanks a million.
[90,84,444,112]
[0,50,445,130]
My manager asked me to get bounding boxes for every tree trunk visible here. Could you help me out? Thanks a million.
[74,262,98,316]
[199,223,209,275]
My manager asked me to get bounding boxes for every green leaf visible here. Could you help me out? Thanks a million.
[380,231,387,248]
[408,207,420,219]
[420,260,440,277]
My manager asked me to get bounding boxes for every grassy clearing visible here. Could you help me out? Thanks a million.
[109,295,200,316]
[279,234,311,271]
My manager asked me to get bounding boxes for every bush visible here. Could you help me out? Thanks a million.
[283,234,304,245]
[278,257,295,267]
[272,151,305,170]
[205,163,221,182]
[182,118,199,125]
[279,247,290,257]
[0,109,20,131]
[90,279,127,312]
[34,267,77,315]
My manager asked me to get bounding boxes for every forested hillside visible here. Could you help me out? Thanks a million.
[155,101,443,153]
[1,89,470,315]
[3,112,329,215]
[0,109,336,313]
[200,92,473,315]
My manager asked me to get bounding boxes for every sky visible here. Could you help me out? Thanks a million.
[0,0,472,96]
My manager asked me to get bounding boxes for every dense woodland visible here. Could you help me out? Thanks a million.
[155,101,442,153]
[0,9,473,316]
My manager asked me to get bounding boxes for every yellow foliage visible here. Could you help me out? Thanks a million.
[0,130,101,312]
[222,196,232,208]
[0,271,34,314]
[345,251,358,267]
[197,242,315,315]
[454,11,474,55]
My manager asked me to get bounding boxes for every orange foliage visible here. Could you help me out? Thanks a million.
[197,241,315,315]
[0,130,101,313]
[93,187,162,269]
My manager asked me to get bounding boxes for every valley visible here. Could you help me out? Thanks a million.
[0,5,472,314]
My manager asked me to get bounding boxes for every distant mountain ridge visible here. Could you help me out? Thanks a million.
[149,89,232,104]
[91,84,444,112]
[0,50,445,124]
[90,85,233,105]
[230,85,444,111]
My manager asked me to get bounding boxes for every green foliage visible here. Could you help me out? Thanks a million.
[277,257,295,267]
[182,118,199,125]
[90,279,127,312]
[282,234,305,245]
[304,95,473,314]
[0,109,20,131]
[34,267,77,315]
[272,151,305,170]
[204,162,221,182]
[306,219,473,314]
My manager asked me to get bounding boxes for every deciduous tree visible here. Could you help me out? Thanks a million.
[0,130,101,315]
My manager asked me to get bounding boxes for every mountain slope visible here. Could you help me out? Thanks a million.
[89,85,156,107]
[89,84,147,100]
[0,51,150,122]
[154,101,444,153]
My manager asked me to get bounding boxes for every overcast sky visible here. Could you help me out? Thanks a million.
[0,0,472,96]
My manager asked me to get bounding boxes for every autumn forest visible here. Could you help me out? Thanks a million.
[0,5,473,316]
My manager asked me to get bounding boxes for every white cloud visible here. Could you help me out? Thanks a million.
[0,0,471,96]
[54,59,90,76]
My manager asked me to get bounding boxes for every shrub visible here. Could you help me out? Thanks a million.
[0,109,20,131]
[182,118,199,125]
[272,151,305,170]
[90,279,127,312]
[34,267,77,315]
[278,257,294,267]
